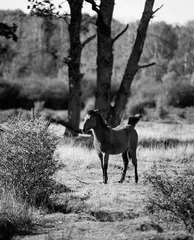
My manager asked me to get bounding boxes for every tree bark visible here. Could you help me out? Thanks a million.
[95,0,115,119]
[108,0,156,126]
[85,0,115,119]
[66,0,83,135]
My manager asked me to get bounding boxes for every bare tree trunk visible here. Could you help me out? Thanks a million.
[85,0,115,119]
[66,0,83,135]
[86,0,128,120]
[108,0,157,126]
[95,0,114,120]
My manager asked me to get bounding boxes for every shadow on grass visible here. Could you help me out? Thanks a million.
[136,221,163,233]
[90,210,139,222]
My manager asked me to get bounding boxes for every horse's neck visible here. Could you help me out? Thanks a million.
[93,116,109,141]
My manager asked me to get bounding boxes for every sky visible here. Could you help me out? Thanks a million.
[0,0,194,25]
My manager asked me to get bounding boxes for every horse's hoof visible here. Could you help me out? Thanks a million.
[118,180,123,183]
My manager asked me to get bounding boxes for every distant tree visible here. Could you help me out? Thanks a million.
[149,22,178,60]
[142,22,178,81]
[169,21,194,77]
[28,0,96,135]
[0,22,18,42]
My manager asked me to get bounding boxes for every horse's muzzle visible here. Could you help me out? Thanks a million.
[83,126,88,134]
[83,126,91,134]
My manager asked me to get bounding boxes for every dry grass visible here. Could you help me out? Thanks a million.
[136,121,194,141]
[0,189,41,230]
[13,121,194,239]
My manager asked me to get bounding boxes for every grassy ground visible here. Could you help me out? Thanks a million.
[14,121,194,240]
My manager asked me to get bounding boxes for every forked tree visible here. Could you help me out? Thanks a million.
[86,0,162,126]
[29,0,162,131]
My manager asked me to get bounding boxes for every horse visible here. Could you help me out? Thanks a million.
[83,109,139,184]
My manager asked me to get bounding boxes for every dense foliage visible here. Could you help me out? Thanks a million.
[0,10,194,111]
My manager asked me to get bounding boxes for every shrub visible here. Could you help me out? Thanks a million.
[0,117,63,208]
[145,166,194,232]
[165,81,194,108]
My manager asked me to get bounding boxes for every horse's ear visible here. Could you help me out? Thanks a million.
[93,109,99,115]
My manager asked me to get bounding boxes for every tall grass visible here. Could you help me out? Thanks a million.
[0,188,40,231]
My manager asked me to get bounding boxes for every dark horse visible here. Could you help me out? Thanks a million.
[83,109,139,184]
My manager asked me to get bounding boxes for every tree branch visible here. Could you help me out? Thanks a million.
[152,4,163,16]
[50,118,83,134]
[138,62,156,69]
[85,0,100,14]
[81,34,96,49]
[64,169,90,185]
[112,24,129,45]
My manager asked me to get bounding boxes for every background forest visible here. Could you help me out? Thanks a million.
[1,9,194,122]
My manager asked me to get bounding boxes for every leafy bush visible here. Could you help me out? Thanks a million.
[0,117,63,208]
[145,166,194,232]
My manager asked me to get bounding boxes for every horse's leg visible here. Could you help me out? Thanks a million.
[129,149,138,183]
[98,152,104,183]
[118,150,129,183]
[103,153,109,184]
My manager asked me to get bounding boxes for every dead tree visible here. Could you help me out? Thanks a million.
[87,0,161,126]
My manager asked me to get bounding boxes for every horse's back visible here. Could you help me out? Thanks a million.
[113,124,137,138]
[110,125,138,154]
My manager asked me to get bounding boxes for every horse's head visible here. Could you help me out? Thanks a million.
[83,109,99,133]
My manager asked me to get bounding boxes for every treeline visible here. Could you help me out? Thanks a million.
[0,10,194,110]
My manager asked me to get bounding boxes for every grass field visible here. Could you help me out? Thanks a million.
[11,121,194,239]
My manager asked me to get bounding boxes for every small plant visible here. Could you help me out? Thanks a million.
[145,166,194,232]
[0,117,63,208]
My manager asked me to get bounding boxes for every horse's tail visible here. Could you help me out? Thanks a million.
[128,114,142,127]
